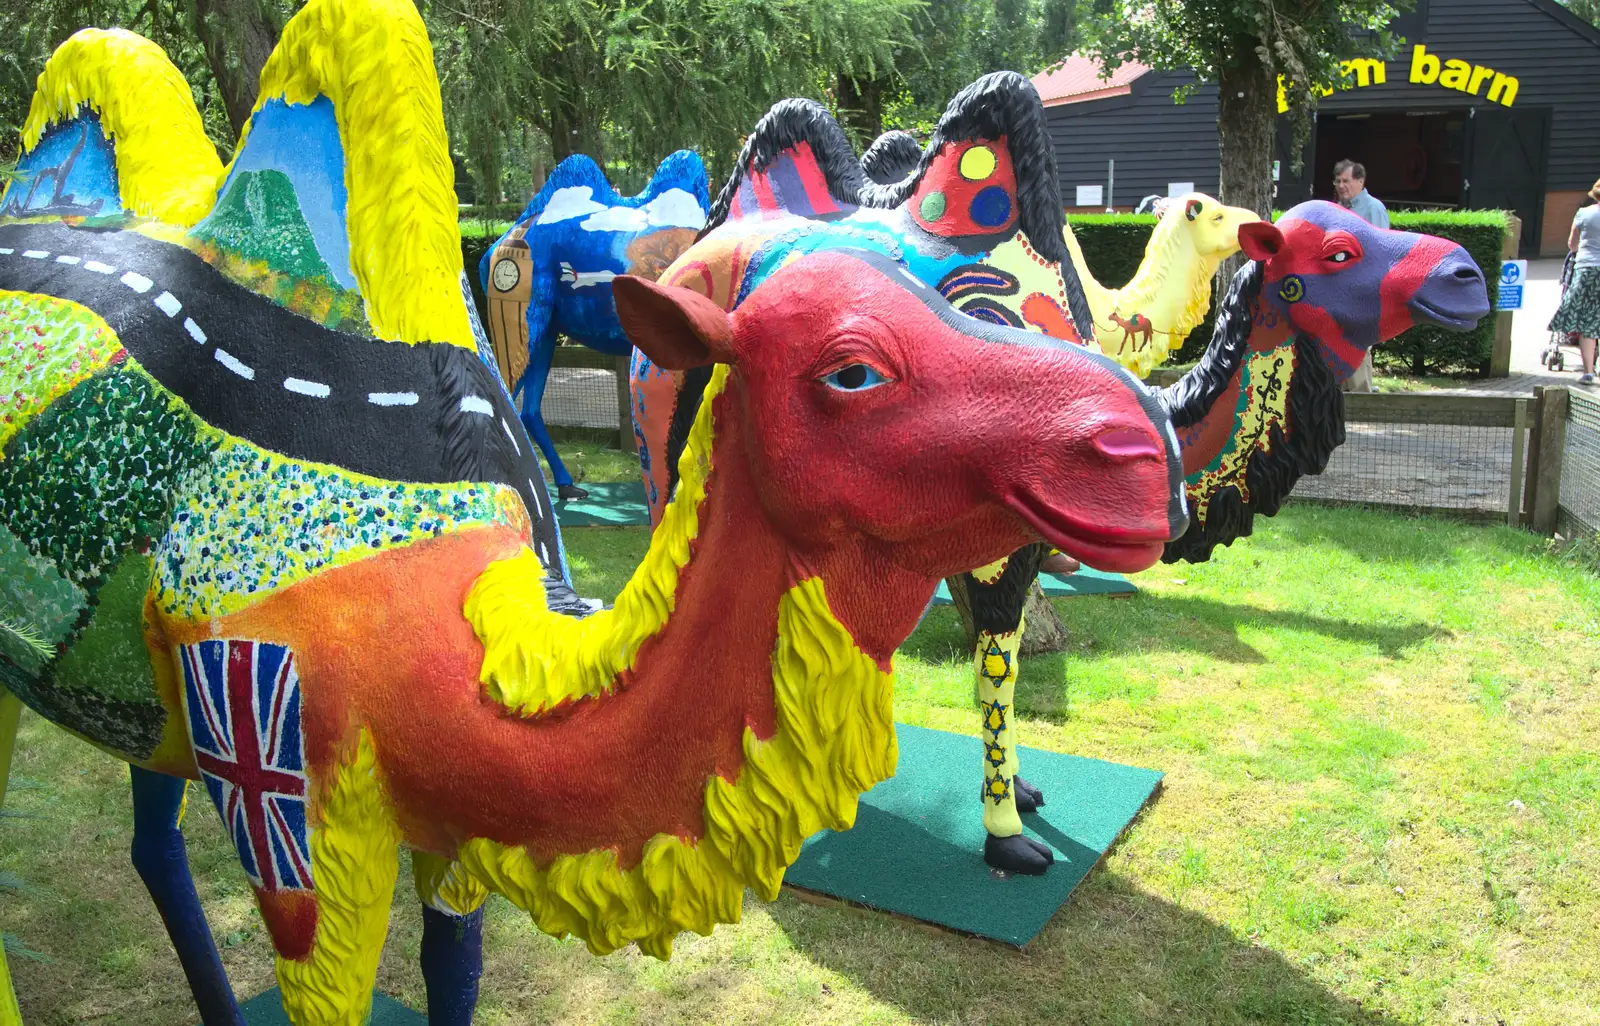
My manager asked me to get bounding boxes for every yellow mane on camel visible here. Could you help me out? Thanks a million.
[461,364,898,956]
[239,0,473,348]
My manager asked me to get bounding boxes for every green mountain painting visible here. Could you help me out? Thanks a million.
[190,169,337,282]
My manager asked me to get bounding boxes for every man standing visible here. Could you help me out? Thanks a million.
[1334,160,1390,228]
[1333,160,1388,390]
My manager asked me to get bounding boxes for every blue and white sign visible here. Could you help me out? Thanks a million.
[1497,259,1527,311]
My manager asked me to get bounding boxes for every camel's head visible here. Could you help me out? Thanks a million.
[1163,193,1261,261]
[616,248,1188,578]
[1240,200,1490,377]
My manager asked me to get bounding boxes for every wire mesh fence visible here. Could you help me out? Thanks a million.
[1559,389,1600,540]
[1287,394,1526,521]
[540,346,627,433]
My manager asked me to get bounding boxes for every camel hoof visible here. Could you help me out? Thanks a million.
[1015,775,1046,813]
[557,484,589,501]
[985,833,1054,875]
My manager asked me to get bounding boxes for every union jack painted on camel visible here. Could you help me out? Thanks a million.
[179,639,314,892]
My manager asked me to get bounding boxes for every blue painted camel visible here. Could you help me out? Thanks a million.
[480,150,710,498]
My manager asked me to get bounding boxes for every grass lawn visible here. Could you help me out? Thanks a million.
[2,504,1598,1025]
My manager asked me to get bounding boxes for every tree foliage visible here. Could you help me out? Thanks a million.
[426,0,925,201]
[1558,0,1600,26]
[4,0,1082,207]
[1076,0,1409,216]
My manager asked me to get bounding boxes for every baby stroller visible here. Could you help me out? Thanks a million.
[1544,251,1582,371]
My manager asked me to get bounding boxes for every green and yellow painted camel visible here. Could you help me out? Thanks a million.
[0,1,1188,1022]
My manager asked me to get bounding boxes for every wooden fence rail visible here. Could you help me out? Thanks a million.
[1140,378,1557,529]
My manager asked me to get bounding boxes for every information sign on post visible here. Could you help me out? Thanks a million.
[1497,259,1528,311]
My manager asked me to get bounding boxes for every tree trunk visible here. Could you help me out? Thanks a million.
[834,74,886,145]
[946,576,1069,656]
[1018,580,1069,656]
[549,92,602,164]
[184,0,282,140]
[1216,43,1276,220]
[1214,40,1277,287]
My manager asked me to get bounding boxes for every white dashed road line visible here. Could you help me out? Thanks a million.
[283,377,331,398]
[214,348,255,380]
[4,239,545,469]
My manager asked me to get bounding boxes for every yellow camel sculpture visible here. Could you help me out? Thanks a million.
[1064,194,1260,376]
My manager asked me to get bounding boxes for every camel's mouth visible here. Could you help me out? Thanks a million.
[1005,488,1169,573]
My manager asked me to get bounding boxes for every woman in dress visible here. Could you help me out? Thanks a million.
[1551,180,1600,385]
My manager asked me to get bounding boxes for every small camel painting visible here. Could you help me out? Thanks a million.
[1108,310,1153,349]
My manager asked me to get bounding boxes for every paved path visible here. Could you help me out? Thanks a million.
[1429,257,1598,398]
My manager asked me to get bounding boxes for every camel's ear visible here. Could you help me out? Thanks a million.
[614,275,734,370]
[1239,221,1286,262]
[1185,198,1204,221]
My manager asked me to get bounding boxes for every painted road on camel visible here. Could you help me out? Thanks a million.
[0,222,554,519]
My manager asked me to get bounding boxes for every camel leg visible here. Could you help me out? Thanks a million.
[129,767,244,1025]
[273,734,399,1026]
[1,688,24,1025]
[517,332,585,501]
[966,551,1054,875]
[977,615,1051,875]
[413,852,491,1025]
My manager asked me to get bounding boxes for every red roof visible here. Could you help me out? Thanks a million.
[1032,55,1150,107]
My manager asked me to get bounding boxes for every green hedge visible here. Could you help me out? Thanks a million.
[1065,209,1511,374]
[1384,210,1508,374]
[458,210,1509,375]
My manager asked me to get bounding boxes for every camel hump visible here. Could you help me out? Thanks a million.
[2,28,221,227]
[508,149,709,235]
[860,130,921,186]
[705,98,867,230]
[878,71,1095,341]
[196,0,472,348]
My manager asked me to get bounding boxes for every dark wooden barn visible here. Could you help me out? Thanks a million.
[1035,0,1600,255]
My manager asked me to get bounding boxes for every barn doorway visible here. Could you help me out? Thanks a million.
[1311,110,1468,211]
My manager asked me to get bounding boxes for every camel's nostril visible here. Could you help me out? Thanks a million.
[1095,427,1162,458]
[1453,265,1483,281]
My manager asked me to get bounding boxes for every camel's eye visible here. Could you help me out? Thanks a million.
[1329,250,1354,264]
[823,364,890,391]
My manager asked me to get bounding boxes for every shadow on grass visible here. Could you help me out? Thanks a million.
[770,877,1395,1026]
[901,596,1445,668]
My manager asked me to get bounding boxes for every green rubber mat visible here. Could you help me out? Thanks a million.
[216,988,422,1024]
[553,480,651,527]
[931,565,1136,604]
[784,723,1162,947]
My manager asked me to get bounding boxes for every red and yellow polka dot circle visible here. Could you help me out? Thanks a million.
[910,139,1018,237]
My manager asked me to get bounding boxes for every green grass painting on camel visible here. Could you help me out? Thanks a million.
[1,503,1597,1025]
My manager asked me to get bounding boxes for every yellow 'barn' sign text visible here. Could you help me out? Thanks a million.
[1275,46,1519,112]
[1409,44,1518,105]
